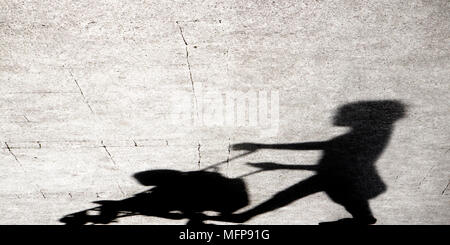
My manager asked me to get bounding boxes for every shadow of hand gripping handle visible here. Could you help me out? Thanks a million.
[246,162,292,171]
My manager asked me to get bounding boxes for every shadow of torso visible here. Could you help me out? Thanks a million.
[318,128,390,203]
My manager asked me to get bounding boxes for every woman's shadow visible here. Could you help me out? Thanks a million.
[212,100,406,224]
[60,100,406,225]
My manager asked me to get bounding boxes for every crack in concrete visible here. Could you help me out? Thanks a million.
[6,91,78,94]
[117,183,125,196]
[4,142,21,166]
[442,181,449,195]
[226,138,231,168]
[1,139,212,150]
[197,142,201,167]
[176,21,188,46]
[418,164,437,187]
[224,138,232,177]
[35,184,46,199]
[23,115,31,122]
[69,69,95,114]
[4,142,46,199]
[101,141,117,165]
[39,189,46,199]
[176,21,199,120]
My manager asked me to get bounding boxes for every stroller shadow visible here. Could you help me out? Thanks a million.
[60,169,249,225]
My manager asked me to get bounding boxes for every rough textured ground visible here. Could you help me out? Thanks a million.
[0,0,449,224]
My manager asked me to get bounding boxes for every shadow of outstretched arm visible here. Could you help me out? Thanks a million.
[246,162,318,171]
[232,142,326,151]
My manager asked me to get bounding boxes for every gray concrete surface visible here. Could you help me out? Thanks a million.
[0,0,449,224]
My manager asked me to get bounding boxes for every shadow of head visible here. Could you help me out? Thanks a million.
[333,100,406,128]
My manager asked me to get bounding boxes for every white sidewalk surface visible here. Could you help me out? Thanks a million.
[0,0,449,224]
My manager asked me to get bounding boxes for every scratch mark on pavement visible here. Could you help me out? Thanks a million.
[5,142,21,166]
[176,21,199,120]
[69,69,95,114]
[101,141,117,165]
